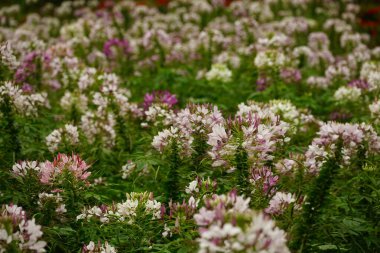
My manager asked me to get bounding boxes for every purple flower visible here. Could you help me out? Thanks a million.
[256,76,269,91]
[280,68,302,83]
[329,111,352,121]
[103,38,131,59]
[14,52,39,84]
[251,167,278,195]
[347,79,369,90]
[144,90,178,109]
[21,83,33,93]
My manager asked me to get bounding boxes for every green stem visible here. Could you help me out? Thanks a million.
[235,144,249,195]
[290,142,342,251]
[165,141,180,202]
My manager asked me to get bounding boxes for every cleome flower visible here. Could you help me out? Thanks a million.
[12,153,91,185]
[45,124,79,153]
[205,63,232,83]
[77,192,162,224]
[82,240,117,253]
[265,191,300,215]
[305,122,380,174]
[0,81,48,116]
[207,112,290,170]
[0,204,46,253]
[194,190,290,253]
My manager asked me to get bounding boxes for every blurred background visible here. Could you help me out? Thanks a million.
[1,0,380,43]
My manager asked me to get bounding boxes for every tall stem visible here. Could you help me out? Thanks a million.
[0,95,21,165]
[235,144,249,195]
[290,142,342,251]
[165,140,180,202]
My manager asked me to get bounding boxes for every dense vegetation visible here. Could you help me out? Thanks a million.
[0,0,380,252]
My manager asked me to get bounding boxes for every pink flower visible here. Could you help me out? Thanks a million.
[305,122,380,173]
[251,167,279,195]
[265,192,296,215]
[39,153,91,184]
[144,90,178,109]
[103,38,132,59]
[1,205,46,252]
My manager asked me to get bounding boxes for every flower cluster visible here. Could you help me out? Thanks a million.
[0,81,48,116]
[38,192,67,215]
[194,190,289,253]
[45,124,79,152]
[275,154,304,175]
[184,177,217,197]
[0,41,19,70]
[0,204,46,253]
[305,122,380,173]
[333,86,361,103]
[360,62,380,91]
[205,63,232,83]
[77,192,162,224]
[207,112,290,169]
[237,100,316,133]
[143,90,178,109]
[265,192,301,215]
[82,241,117,253]
[250,167,279,195]
[1,0,380,252]
[12,153,91,184]
[369,100,380,124]
[121,160,137,179]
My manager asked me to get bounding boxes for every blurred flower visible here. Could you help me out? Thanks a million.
[103,38,131,59]
[144,90,178,109]
[205,64,232,83]
[0,204,46,253]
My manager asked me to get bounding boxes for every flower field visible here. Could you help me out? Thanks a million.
[1,0,380,252]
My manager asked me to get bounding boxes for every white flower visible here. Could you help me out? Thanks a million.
[368,71,380,90]
[207,124,228,147]
[60,91,88,113]
[12,161,39,177]
[0,229,12,244]
[117,199,139,219]
[265,192,296,215]
[87,241,95,251]
[46,130,62,152]
[101,242,117,253]
[56,204,67,214]
[254,50,286,69]
[333,86,361,102]
[162,224,172,238]
[205,64,232,83]
[76,213,86,220]
[0,41,19,69]
[84,241,117,253]
[369,100,380,123]
[188,196,199,209]
[64,124,79,144]
[121,161,136,179]
[45,124,79,152]
[145,200,162,219]
[0,82,48,116]
[185,180,199,194]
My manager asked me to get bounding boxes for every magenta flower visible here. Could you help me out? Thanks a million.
[21,83,33,93]
[14,52,39,84]
[256,76,269,91]
[347,79,369,90]
[329,111,352,121]
[251,167,279,195]
[103,38,132,59]
[144,90,178,109]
